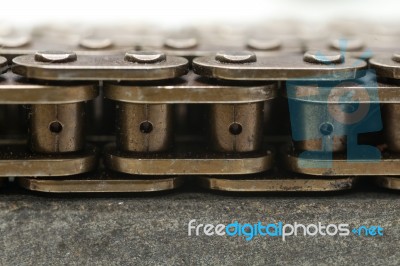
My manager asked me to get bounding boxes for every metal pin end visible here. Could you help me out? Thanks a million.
[392,53,400,63]
[303,50,344,64]
[79,37,113,49]
[247,37,281,50]
[330,38,364,51]
[164,37,198,49]
[0,35,30,48]
[34,51,77,63]
[124,51,166,64]
[215,51,257,64]
[319,122,334,136]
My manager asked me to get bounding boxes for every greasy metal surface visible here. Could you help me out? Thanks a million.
[197,176,356,192]
[12,54,189,81]
[104,144,273,175]
[17,173,183,193]
[116,103,173,152]
[285,148,400,176]
[370,55,400,79]
[192,54,367,81]
[104,72,277,104]
[1,24,400,193]
[0,145,97,177]
[0,72,97,104]
[374,176,400,190]
[29,103,85,153]
[209,102,264,152]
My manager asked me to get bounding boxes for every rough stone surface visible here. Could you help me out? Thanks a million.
[0,181,398,265]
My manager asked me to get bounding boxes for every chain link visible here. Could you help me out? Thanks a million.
[0,22,399,193]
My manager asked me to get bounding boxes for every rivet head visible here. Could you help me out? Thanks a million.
[79,37,113,49]
[392,53,400,63]
[124,51,166,64]
[0,35,30,48]
[34,51,77,63]
[303,50,344,64]
[330,38,364,51]
[215,51,257,63]
[164,37,197,49]
[247,37,281,50]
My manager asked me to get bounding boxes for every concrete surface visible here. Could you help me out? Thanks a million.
[0,180,398,265]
